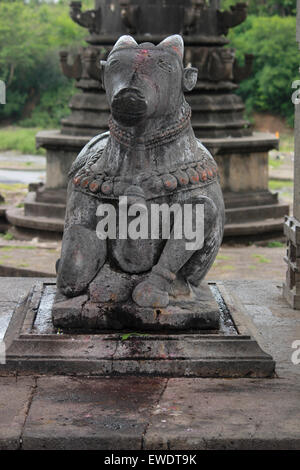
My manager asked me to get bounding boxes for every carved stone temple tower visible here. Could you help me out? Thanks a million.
[7,0,289,238]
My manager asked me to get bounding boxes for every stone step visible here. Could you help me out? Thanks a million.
[6,207,64,233]
[24,192,66,220]
[225,203,289,225]
[224,218,286,237]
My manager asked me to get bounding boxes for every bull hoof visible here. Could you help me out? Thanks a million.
[132,280,169,308]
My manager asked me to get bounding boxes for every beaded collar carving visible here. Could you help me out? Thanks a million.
[108,103,192,149]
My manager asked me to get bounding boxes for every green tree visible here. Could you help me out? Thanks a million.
[221,0,296,16]
[0,0,86,126]
[229,15,298,125]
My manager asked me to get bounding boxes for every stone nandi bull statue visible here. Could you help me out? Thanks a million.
[54,35,225,330]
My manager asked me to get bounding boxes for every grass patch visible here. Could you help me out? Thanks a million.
[0,232,14,241]
[0,183,27,192]
[18,263,29,268]
[279,134,294,153]
[252,254,271,264]
[0,127,45,155]
[121,332,149,341]
[267,241,285,248]
[220,265,235,271]
[0,245,35,251]
[216,255,230,261]
[269,158,282,169]
[269,180,293,191]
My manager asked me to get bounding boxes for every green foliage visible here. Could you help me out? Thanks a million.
[0,0,86,126]
[252,254,271,264]
[0,0,298,131]
[1,232,14,241]
[121,332,149,341]
[222,0,296,16]
[228,15,298,126]
[20,79,76,128]
[0,127,45,155]
[267,241,285,247]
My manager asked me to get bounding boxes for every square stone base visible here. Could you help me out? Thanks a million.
[0,281,275,378]
[52,283,220,331]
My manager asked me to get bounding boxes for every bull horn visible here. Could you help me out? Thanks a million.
[112,35,138,51]
[158,35,184,59]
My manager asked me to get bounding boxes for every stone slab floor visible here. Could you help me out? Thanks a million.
[0,238,288,280]
[0,277,299,450]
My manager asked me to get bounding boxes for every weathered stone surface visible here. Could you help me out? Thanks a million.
[0,377,35,450]
[0,278,299,449]
[52,293,88,329]
[144,378,300,450]
[89,264,140,303]
[0,302,16,341]
[2,281,274,378]
[283,7,300,309]
[53,280,220,331]
[22,376,166,450]
[55,34,225,329]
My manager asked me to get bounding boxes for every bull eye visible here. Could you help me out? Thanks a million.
[107,58,121,70]
[157,58,174,73]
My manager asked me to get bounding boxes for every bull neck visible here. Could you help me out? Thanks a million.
[108,101,192,149]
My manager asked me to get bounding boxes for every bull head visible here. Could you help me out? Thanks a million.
[100,35,198,127]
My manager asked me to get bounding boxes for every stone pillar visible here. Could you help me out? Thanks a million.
[283,0,300,309]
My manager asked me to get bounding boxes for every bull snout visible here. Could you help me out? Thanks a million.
[111,87,148,127]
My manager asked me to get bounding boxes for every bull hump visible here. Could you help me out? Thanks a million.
[68,132,109,178]
[71,141,219,201]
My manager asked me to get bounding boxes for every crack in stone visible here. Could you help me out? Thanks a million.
[19,376,38,450]
[141,377,169,450]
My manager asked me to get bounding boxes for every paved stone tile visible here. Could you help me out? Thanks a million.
[0,377,35,450]
[244,304,300,378]
[0,302,15,340]
[22,376,166,450]
[144,378,300,450]
[221,280,300,377]
[0,278,44,303]
[222,279,285,306]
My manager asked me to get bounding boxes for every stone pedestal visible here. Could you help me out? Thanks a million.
[52,279,220,331]
[0,280,275,378]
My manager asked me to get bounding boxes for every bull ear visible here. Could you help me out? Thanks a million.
[100,60,107,90]
[112,35,138,52]
[183,67,198,92]
[158,35,184,60]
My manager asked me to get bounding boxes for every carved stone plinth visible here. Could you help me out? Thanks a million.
[52,275,220,331]
[0,281,275,378]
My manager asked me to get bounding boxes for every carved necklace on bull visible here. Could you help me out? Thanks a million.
[108,102,192,149]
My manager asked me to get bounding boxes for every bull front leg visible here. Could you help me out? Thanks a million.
[132,194,220,308]
[57,186,107,297]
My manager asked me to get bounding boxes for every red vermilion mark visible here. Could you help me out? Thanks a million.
[134,49,151,71]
